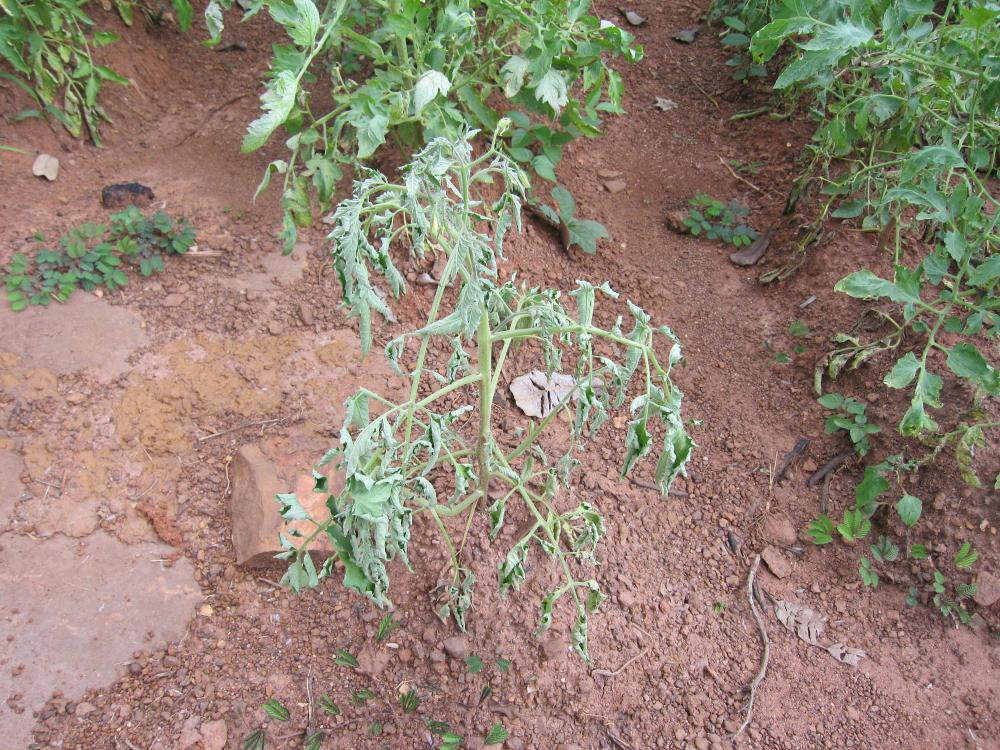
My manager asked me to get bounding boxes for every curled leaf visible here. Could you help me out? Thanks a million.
[827,642,865,666]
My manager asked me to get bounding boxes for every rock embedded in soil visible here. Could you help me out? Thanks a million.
[603,179,627,194]
[162,292,186,308]
[101,182,155,209]
[761,513,797,546]
[761,545,792,579]
[230,441,337,566]
[974,571,1000,607]
[442,635,469,660]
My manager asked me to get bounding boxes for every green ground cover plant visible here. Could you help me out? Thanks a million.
[683,193,757,247]
[273,129,692,661]
[205,0,641,250]
[3,206,195,309]
[714,0,998,620]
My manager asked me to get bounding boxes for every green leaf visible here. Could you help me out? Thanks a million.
[566,218,608,254]
[534,70,568,114]
[884,352,920,389]
[334,648,358,668]
[262,698,290,721]
[967,256,1000,286]
[807,515,834,545]
[954,542,977,569]
[414,70,451,115]
[817,393,844,409]
[856,466,889,515]
[834,269,921,306]
[945,342,999,394]
[484,724,509,745]
[465,655,484,673]
[242,71,297,152]
[788,319,809,337]
[172,0,194,31]
[551,184,576,220]
[495,657,512,672]
[896,494,922,528]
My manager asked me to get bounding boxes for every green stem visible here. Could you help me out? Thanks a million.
[477,310,494,502]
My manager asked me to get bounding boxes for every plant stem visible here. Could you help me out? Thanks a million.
[476,310,494,504]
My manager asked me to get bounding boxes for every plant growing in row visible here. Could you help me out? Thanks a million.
[3,206,196,310]
[0,0,194,142]
[683,193,757,247]
[274,128,692,661]
[204,0,641,250]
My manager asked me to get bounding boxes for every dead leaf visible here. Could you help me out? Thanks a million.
[729,226,775,266]
[510,371,578,418]
[773,599,825,646]
[672,27,699,43]
[619,8,645,26]
[827,642,865,666]
[654,97,677,112]
[32,153,59,181]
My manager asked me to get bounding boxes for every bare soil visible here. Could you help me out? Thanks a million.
[1,2,998,750]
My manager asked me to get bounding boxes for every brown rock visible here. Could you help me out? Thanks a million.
[761,513,797,546]
[357,644,392,677]
[974,571,1000,607]
[230,440,337,567]
[761,546,792,579]
[442,636,469,660]
[162,293,186,308]
[199,719,227,750]
[603,179,627,194]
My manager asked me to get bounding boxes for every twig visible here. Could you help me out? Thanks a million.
[306,668,314,724]
[130,477,159,502]
[807,449,854,487]
[591,648,648,679]
[773,437,809,483]
[719,155,764,194]
[733,555,769,739]
[197,418,282,442]
[174,93,252,147]
[223,456,232,497]
[663,44,719,110]
[257,576,284,590]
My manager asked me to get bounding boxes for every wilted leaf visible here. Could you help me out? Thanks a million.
[32,153,60,181]
[654,97,677,111]
[827,642,865,666]
[673,27,698,43]
[774,599,825,645]
[510,371,586,418]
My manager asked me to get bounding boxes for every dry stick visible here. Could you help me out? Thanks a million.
[773,437,809,483]
[808,449,854,487]
[197,418,282,443]
[591,648,649,679]
[174,93,252,147]
[733,555,769,739]
[718,155,764,194]
[664,44,719,110]
[130,477,160,502]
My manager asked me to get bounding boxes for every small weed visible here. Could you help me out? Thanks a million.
[304,731,325,750]
[729,158,765,175]
[495,657,512,673]
[4,207,195,310]
[351,688,375,707]
[465,655,484,674]
[817,393,879,456]
[836,509,871,543]
[399,688,420,713]
[374,614,399,643]
[242,730,265,750]
[334,649,358,668]
[683,194,757,247]
[484,724,510,745]
[713,601,726,615]
[261,698,289,721]
[368,721,383,737]
[318,694,340,716]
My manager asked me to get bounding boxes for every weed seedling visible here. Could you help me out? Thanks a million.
[817,393,879,456]
[683,194,757,247]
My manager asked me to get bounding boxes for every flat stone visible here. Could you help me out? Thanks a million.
[35,495,102,538]
[974,571,1000,607]
[0,294,147,380]
[0,450,24,524]
[0,531,199,749]
[162,293,186,308]
[224,244,309,293]
[761,513,797,546]
[199,719,228,750]
[357,643,392,676]
[230,440,337,567]
[761,545,792,579]
[603,179,627,194]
